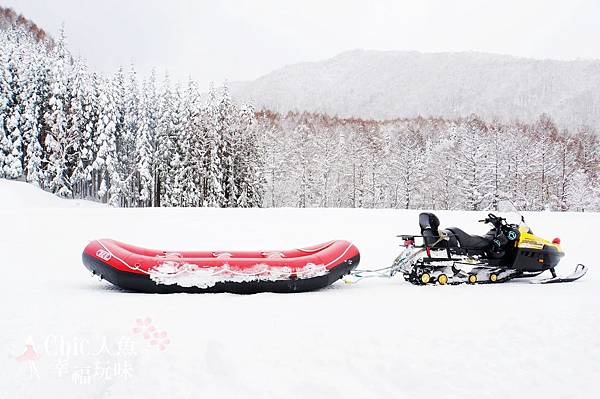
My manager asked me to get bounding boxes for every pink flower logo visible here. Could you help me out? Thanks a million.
[132,317,170,351]
[150,330,170,351]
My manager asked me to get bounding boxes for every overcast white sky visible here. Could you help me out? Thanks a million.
[4,0,600,87]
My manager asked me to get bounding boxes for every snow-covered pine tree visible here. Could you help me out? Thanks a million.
[19,38,48,187]
[80,71,101,199]
[0,32,11,179]
[164,83,185,207]
[155,72,174,207]
[236,102,262,207]
[203,84,225,207]
[135,77,156,207]
[218,84,240,207]
[122,64,140,206]
[112,67,126,204]
[43,27,73,197]
[0,28,25,179]
[68,58,91,195]
[94,76,121,206]
[178,78,202,207]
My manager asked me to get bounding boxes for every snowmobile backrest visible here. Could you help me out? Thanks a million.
[419,213,441,247]
[419,212,440,232]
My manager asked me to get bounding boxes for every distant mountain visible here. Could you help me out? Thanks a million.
[231,50,600,129]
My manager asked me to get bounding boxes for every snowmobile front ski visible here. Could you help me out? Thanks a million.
[531,264,587,284]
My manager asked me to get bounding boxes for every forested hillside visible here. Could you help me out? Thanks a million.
[232,49,600,130]
[1,11,599,211]
[0,23,262,208]
[0,6,51,43]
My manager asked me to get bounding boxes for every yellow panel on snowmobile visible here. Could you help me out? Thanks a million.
[517,226,562,252]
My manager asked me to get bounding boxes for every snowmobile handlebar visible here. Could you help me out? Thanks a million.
[478,213,507,227]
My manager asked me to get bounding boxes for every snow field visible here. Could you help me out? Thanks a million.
[0,180,598,398]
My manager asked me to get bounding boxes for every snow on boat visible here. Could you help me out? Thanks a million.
[82,239,360,293]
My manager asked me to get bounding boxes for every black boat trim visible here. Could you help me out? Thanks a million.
[82,252,360,294]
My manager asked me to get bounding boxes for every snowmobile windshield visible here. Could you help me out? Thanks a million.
[496,200,527,228]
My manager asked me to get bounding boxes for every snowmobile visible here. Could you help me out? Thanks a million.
[388,206,587,285]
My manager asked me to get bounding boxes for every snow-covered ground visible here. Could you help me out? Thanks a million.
[0,179,105,209]
[1,179,598,398]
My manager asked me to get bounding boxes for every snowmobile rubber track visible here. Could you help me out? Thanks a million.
[405,262,528,286]
[405,264,587,286]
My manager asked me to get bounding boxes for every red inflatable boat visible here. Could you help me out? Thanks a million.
[82,239,360,293]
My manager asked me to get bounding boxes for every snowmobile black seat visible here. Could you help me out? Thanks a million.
[444,227,491,250]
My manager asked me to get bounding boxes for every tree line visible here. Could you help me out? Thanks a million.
[0,26,262,207]
[1,23,599,211]
[258,112,599,211]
